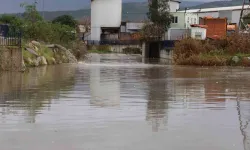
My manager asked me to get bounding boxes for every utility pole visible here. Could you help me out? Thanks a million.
[239,0,246,30]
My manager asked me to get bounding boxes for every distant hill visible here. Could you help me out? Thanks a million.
[180,1,205,8]
[5,0,249,21]
[190,0,249,9]
[37,1,204,21]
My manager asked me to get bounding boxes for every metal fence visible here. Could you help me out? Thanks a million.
[0,25,22,47]
[86,40,141,46]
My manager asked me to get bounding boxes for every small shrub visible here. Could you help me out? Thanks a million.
[87,45,111,53]
[97,45,111,51]
[39,46,54,64]
[122,47,141,54]
[174,33,250,66]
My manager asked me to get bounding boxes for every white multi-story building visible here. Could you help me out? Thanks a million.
[178,5,250,25]
[170,12,198,29]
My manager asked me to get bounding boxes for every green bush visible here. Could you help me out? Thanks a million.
[88,45,112,53]
[22,21,75,45]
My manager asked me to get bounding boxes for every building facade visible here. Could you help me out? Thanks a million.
[170,12,198,29]
[178,5,250,25]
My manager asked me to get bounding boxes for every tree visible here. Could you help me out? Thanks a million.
[141,0,172,40]
[0,15,23,27]
[140,21,165,41]
[78,17,91,32]
[52,15,77,29]
[147,0,172,30]
[20,2,44,39]
[20,2,43,23]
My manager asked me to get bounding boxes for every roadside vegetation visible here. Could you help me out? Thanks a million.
[122,47,141,54]
[0,3,77,47]
[0,2,87,68]
[87,45,112,54]
[174,33,250,66]
[140,0,172,41]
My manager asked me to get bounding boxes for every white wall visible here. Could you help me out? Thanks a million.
[169,1,180,12]
[219,10,232,23]
[190,27,207,40]
[185,13,199,28]
[171,12,185,28]
[170,12,198,29]
[91,0,122,41]
[232,10,241,24]
[168,28,190,40]
[126,23,144,31]
[198,12,219,18]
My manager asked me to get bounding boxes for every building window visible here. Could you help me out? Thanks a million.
[187,17,190,24]
[194,18,197,24]
[172,16,178,23]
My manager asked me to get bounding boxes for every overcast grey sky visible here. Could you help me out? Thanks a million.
[0,0,220,13]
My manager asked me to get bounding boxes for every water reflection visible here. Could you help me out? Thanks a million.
[0,54,249,150]
[0,65,77,123]
[89,54,120,107]
[145,66,173,132]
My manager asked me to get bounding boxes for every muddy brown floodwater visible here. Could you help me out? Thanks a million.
[0,53,250,150]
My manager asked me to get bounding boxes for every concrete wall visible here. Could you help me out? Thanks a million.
[142,42,173,60]
[91,0,122,41]
[142,43,149,58]
[160,49,173,60]
[190,27,207,40]
[110,45,141,53]
[168,28,190,40]
[0,47,23,71]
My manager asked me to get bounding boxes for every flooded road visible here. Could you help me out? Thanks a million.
[0,53,250,150]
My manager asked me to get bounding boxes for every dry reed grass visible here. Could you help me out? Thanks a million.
[174,33,250,66]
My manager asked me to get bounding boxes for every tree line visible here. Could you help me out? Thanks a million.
[0,2,87,47]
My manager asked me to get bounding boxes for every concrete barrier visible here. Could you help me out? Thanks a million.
[0,47,24,71]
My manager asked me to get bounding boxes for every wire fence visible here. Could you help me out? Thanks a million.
[0,25,22,47]
[86,40,142,46]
